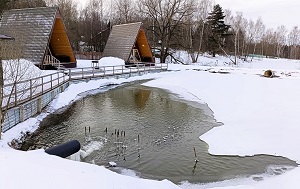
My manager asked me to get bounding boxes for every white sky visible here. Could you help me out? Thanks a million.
[216,0,299,31]
[76,0,298,31]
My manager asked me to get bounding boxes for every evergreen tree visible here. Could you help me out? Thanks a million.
[206,4,230,57]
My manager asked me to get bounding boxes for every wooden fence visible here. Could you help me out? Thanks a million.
[67,63,168,80]
[1,63,167,132]
[2,62,168,111]
[2,71,68,109]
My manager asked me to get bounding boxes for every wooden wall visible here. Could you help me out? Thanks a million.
[50,17,76,63]
[136,29,154,62]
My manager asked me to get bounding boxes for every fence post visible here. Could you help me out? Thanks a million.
[42,77,44,94]
[113,66,115,75]
[69,69,71,81]
[14,83,17,106]
[19,105,24,122]
[30,79,32,99]
[51,74,53,90]
[57,72,60,86]
[37,97,42,113]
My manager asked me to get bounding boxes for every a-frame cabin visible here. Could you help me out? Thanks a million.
[103,22,154,64]
[0,7,76,69]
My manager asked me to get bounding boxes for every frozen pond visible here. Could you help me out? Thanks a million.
[21,81,297,184]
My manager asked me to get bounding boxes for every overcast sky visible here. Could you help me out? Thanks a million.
[77,0,299,31]
[216,0,299,31]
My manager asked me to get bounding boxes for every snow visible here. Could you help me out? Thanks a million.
[2,56,300,189]
[0,149,178,189]
[99,57,125,66]
[2,59,42,84]
[76,57,125,68]
[109,161,117,167]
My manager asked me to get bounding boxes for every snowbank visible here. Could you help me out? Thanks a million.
[0,59,177,189]
[76,57,125,68]
[0,148,179,189]
[99,57,125,66]
[2,59,42,84]
[2,57,300,189]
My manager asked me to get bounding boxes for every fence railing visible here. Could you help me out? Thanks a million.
[44,55,61,67]
[2,71,67,109]
[67,63,168,80]
[2,63,168,109]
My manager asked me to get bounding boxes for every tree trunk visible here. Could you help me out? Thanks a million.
[234,31,238,65]
[0,58,3,139]
[195,22,205,62]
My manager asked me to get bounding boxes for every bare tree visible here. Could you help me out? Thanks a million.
[288,26,300,59]
[225,11,244,64]
[79,0,107,52]
[114,0,136,24]
[274,25,287,58]
[0,37,41,138]
[189,0,213,63]
[138,0,195,63]
[243,17,265,60]
[6,0,46,9]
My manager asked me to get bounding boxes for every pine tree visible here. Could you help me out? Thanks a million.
[206,4,230,57]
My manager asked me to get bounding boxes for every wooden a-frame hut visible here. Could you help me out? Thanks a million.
[103,22,154,64]
[0,7,76,69]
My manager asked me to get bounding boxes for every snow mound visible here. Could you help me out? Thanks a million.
[2,59,42,84]
[0,148,180,189]
[99,57,125,66]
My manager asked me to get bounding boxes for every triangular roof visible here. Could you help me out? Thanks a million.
[103,22,154,63]
[0,7,76,66]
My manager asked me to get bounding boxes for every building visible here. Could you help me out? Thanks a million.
[0,7,76,69]
[103,22,154,64]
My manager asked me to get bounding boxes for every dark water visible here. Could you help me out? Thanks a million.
[21,81,298,184]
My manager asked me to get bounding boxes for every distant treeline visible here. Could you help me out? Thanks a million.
[1,0,300,63]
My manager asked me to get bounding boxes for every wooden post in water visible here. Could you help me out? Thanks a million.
[194,146,199,162]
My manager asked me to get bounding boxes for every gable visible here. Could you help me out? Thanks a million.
[103,22,142,62]
[50,11,76,63]
[0,7,57,64]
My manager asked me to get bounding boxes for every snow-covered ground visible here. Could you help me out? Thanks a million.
[1,56,300,189]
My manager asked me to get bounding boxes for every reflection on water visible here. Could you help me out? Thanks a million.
[21,81,298,184]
